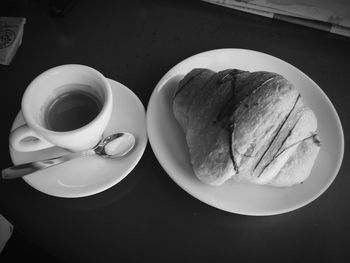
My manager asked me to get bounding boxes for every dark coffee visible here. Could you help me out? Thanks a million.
[45,88,102,132]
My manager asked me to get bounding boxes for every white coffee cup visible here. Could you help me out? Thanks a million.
[10,64,113,152]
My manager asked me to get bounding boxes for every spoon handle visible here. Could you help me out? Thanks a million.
[1,151,94,180]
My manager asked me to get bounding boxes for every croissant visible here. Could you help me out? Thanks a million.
[173,68,320,186]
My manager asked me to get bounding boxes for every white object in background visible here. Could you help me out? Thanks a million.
[0,214,13,253]
[202,0,350,37]
[202,0,350,28]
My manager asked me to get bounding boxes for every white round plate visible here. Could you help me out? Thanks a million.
[10,78,147,198]
[147,49,344,216]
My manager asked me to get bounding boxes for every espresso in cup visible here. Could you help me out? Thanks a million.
[10,65,113,152]
[44,84,103,132]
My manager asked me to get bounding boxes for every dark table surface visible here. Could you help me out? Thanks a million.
[1,0,350,262]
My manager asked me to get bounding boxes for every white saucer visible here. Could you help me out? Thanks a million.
[147,48,344,216]
[10,78,147,198]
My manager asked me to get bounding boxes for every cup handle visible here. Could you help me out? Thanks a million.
[10,124,54,152]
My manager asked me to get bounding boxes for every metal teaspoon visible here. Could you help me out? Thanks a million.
[1,132,136,180]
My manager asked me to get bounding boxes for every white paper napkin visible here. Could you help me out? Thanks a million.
[202,0,350,37]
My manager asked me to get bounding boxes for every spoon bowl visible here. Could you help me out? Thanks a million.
[94,132,136,158]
